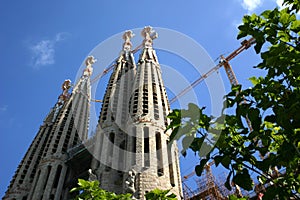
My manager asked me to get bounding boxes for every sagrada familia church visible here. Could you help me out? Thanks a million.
[3,27,183,200]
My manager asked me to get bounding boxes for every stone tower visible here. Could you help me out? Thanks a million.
[91,30,137,193]
[3,56,95,200]
[92,27,182,199]
[3,27,182,200]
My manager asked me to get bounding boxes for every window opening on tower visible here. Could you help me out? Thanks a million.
[156,132,164,176]
[142,85,149,116]
[144,127,150,167]
[152,83,159,120]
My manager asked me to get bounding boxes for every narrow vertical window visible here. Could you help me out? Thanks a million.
[144,127,150,167]
[156,132,164,176]
[166,141,175,186]
[43,166,52,190]
[106,132,115,171]
[152,83,159,120]
[31,170,41,196]
[53,165,62,188]
[132,127,136,165]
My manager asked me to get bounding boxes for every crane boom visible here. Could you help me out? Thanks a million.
[182,160,215,181]
[90,37,256,106]
[169,37,255,104]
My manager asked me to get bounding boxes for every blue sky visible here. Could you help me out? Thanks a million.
[0,0,285,196]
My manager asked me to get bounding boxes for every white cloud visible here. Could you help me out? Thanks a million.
[241,0,262,12]
[30,32,68,68]
[31,40,55,67]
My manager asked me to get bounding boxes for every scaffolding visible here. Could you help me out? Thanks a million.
[183,162,229,200]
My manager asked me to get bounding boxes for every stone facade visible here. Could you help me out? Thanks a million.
[3,27,182,200]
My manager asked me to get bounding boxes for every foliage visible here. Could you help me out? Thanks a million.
[228,195,248,200]
[70,179,132,200]
[144,188,177,200]
[71,179,177,200]
[167,1,300,199]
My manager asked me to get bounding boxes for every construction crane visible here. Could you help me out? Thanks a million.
[183,160,215,181]
[169,37,255,132]
[169,37,256,104]
[90,36,255,105]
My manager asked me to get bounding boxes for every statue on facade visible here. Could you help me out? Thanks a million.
[124,169,136,193]
[141,26,158,48]
[122,30,134,51]
[88,169,98,181]
[83,55,96,77]
[59,79,72,102]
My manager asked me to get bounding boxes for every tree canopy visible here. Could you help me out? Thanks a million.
[167,0,300,199]
[71,179,177,200]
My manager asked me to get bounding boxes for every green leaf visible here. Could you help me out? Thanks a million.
[237,25,249,39]
[248,108,261,131]
[195,159,208,176]
[232,169,253,191]
[214,155,223,167]
[225,171,233,191]
[189,137,204,152]
[291,20,300,32]
[70,187,78,193]
[198,142,213,158]
[261,10,271,18]
[221,155,231,169]
[249,76,260,85]
[228,195,248,200]
[78,179,89,187]
[182,136,194,152]
[262,185,278,200]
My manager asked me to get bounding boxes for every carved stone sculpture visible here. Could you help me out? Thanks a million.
[122,30,134,51]
[88,169,98,181]
[83,55,96,77]
[141,26,158,48]
[125,169,136,194]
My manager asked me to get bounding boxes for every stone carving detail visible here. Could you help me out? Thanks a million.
[88,169,98,181]
[125,169,136,194]
[141,26,158,48]
[122,30,134,51]
[83,55,96,77]
[58,79,72,103]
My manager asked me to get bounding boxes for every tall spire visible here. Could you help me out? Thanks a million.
[93,27,182,199]
[97,30,136,128]
[125,27,182,198]
[3,79,72,200]
[26,56,94,200]
[92,30,137,194]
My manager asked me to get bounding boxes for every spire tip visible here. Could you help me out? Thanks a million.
[122,30,134,51]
